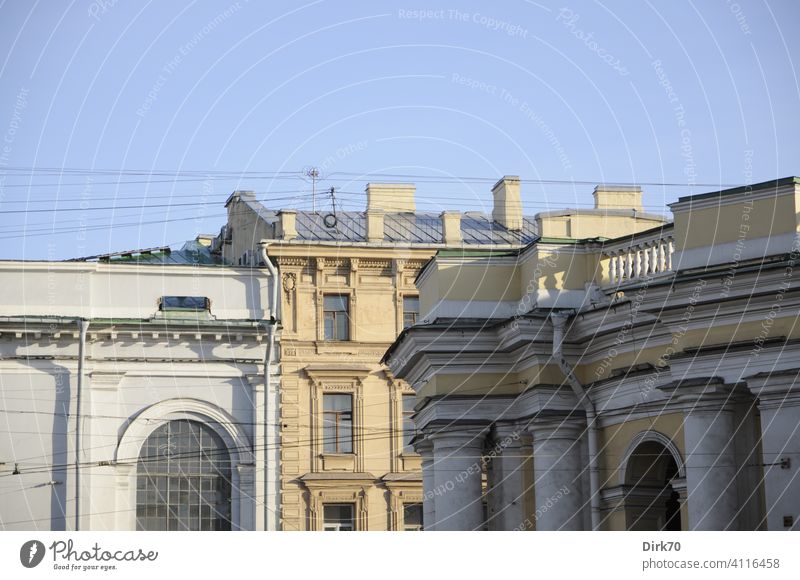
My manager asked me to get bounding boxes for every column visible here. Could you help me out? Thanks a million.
[529,419,586,530]
[429,428,487,531]
[683,401,740,530]
[415,438,436,531]
[748,372,800,530]
[486,424,527,530]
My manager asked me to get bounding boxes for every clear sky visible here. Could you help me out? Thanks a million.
[0,0,798,260]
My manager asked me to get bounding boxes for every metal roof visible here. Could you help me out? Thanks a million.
[75,239,223,265]
[279,209,538,245]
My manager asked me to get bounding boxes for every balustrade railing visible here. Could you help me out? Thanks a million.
[602,229,674,285]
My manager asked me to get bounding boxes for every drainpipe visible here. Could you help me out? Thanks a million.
[550,311,601,531]
[259,241,279,531]
[75,319,89,531]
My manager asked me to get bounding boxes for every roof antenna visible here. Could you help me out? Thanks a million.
[305,167,320,212]
[323,187,338,229]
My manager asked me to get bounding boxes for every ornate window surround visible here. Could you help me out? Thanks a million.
[115,398,255,531]
[306,365,371,473]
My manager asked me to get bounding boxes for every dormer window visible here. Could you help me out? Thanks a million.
[159,296,210,312]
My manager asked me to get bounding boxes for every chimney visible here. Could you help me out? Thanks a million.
[492,175,523,230]
[366,208,385,242]
[365,183,416,212]
[441,211,462,245]
[278,210,298,240]
[593,185,643,211]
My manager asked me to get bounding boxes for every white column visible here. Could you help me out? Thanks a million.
[684,403,740,530]
[529,419,586,530]
[415,438,436,531]
[486,424,527,530]
[748,372,800,530]
[430,428,487,531]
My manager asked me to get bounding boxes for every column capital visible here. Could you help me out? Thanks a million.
[746,369,800,410]
[491,423,525,448]
[413,436,433,456]
[427,426,488,451]
[526,416,586,441]
[658,377,747,413]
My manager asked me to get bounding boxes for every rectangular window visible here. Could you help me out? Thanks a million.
[402,395,416,453]
[323,504,354,531]
[323,295,350,340]
[323,394,353,454]
[403,503,423,531]
[160,296,209,312]
[403,296,419,329]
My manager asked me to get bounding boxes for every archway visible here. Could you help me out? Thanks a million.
[621,434,684,531]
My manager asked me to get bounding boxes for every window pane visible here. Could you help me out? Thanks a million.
[324,504,354,531]
[402,395,416,452]
[324,394,351,411]
[339,422,353,453]
[403,296,419,329]
[324,312,335,340]
[403,503,423,530]
[324,295,348,312]
[335,313,349,340]
[323,422,336,453]
[161,296,208,311]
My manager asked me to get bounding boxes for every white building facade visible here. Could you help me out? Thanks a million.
[0,242,280,531]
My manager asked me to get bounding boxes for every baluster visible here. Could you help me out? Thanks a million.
[666,238,674,270]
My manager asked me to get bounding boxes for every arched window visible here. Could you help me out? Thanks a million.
[136,420,231,531]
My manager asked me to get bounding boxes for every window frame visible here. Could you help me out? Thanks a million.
[401,394,416,454]
[322,503,355,531]
[402,295,419,329]
[402,502,423,531]
[323,294,350,341]
[322,393,354,454]
[135,419,231,531]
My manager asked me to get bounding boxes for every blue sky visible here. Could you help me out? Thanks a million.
[0,0,798,259]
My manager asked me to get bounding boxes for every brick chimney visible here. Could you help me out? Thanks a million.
[365,183,416,212]
[593,185,643,211]
[492,176,523,230]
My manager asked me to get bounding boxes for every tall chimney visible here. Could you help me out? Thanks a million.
[365,183,416,212]
[593,185,643,211]
[278,210,298,240]
[492,175,523,230]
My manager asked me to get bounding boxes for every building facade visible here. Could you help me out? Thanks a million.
[384,177,800,531]
[0,240,280,531]
[222,177,664,530]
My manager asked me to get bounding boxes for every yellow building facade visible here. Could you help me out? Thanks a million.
[384,177,800,531]
[222,177,627,530]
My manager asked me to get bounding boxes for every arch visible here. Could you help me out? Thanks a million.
[618,430,684,486]
[116,398,253,465]
[618,430,685,531]
[113,398,255,531]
